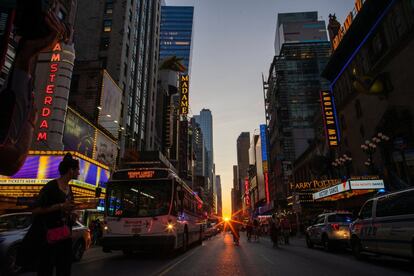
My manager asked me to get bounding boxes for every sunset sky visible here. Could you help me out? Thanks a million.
[167,0,354,217]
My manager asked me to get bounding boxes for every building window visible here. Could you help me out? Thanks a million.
[355,99,363,118]
[100,37,110,50]
[105,2,113,14]
[103,20,112,32]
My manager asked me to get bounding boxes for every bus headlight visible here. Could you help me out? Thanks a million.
[166,223,174,232]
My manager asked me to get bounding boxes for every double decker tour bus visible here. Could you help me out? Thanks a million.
[101,166,204,254]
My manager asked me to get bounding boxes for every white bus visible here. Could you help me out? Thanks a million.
[101,167,204,254]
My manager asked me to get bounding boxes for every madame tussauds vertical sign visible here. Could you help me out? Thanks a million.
[180,75,189,115]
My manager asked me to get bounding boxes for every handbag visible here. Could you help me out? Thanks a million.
[46,224,71,244]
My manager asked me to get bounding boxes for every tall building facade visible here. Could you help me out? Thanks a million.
[160,6,194,75]
[237,132,250,209]
[216,175,222,217]
[73,0,162,156]
[265,12,331,207]
[275,11,328,54]
[194,109,214,191]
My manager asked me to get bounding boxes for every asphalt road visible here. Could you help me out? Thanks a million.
[22,233,414,276]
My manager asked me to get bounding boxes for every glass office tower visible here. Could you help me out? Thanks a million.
[160,6,194,75]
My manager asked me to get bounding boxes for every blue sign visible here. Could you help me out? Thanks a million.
[260,125,268,162]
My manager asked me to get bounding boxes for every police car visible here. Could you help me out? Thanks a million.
[306,211,354,251]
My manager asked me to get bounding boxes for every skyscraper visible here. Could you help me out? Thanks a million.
[72,0,162,156]
[194,109,214,191]
[237,132,250,204]
[275,11,327,54]
[160,6,194,75]
[216,175,222,217]
[265,11,331,203]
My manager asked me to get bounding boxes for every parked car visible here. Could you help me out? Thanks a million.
[350,188,414,260]
[0,212,91,275]
[305,211,354,251]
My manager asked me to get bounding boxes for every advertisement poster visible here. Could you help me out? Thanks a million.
[94,131,118,167]
[63,109,96,157]
[98,71,122,137]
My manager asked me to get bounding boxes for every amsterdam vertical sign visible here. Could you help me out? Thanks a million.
[180,75,189,115]
[320,90,340,147]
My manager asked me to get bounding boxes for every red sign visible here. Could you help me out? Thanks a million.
[36,43,62,141]
[244,177,250,207]
[128,171,155,179]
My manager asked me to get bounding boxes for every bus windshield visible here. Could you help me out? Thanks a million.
[106,179,172,218]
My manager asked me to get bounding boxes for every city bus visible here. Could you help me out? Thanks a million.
[101,167,204,254]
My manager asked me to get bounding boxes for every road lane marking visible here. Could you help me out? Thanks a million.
[156,248,200,276]
[259,254,276,265]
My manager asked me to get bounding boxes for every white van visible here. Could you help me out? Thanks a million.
[350,187,414,260]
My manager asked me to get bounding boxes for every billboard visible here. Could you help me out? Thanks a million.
[179,75,189,114]
[63,109,96,158]
[320,90,340,147]
[94,131,118,167]
[98,71,122,137]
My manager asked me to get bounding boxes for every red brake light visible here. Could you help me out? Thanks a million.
[331,223,340,231]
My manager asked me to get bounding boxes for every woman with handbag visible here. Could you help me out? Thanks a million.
[30,153,79,276]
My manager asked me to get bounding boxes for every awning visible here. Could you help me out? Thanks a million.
[313,179,385,200]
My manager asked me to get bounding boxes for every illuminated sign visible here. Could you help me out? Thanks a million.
[179,75,189,114]
[290,179,339,191]
[320,90,340,147]
[350,179,384,190]
[128,171,155,179]
[332,0,365,50]
[36,43,62,141]
[313,179,384,200]
[244,177,250,207]
[259,124,270,203]
[313,180,350,200]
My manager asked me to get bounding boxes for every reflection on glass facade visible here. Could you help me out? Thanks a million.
[160,6,194,74]
[269,42,331,161]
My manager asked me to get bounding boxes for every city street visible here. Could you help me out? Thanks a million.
[22,233,413,276]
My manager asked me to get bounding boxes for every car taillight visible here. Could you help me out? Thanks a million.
[331,223,340,231]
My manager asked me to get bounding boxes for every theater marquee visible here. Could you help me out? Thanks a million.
[320,90,340,147]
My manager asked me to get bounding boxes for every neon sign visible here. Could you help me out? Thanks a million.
[128,170,156,179]
[320,90,340,147]
[36,43,61,141]
[332,0,364,50]
[179,75,189,115]
[244,177,250,207]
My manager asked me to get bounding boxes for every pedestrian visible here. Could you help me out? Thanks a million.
[269,214,280,248]
[280,216,291,244]
[246,219,253,242]
[20,153,79,276]
[253,218,260,241]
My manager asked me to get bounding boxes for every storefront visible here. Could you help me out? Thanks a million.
[0,151,109,214]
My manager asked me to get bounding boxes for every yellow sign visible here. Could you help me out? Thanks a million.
[320,90,339,147]
[332,0,364,50]
[290,179,339,191]
[180,75,189,115]
[128,171,155,179]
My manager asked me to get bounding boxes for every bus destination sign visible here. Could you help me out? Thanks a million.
[128,171,155,179]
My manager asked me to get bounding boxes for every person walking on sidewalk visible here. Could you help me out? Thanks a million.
[269,214,280,248]
[280,216,291,245]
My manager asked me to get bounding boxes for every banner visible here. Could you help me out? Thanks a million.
[94,131,118,167]
[63,109,96,157]
[179,75,189,114]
